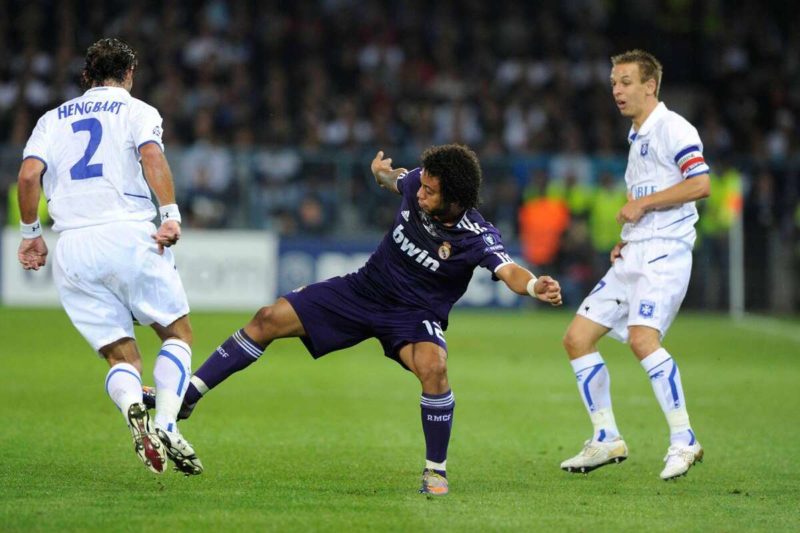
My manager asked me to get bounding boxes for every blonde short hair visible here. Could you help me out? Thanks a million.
[611,49,663,97]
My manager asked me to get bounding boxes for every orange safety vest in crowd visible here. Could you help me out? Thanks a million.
[518,197,570,266]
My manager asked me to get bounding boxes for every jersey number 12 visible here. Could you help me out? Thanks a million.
[70,118,103,180]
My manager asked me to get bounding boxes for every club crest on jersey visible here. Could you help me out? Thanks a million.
[401,210,410,221]
[438,241,452,260]
[638,300,656,318]
[640,141,649,156]
[482,233,497,246]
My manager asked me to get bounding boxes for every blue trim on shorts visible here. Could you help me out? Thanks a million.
[124,192,150,199]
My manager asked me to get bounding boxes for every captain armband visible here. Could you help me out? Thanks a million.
[20,218,43,239]
[526,276,539,298]
[159,204,182,225]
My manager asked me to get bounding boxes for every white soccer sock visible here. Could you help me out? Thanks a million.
[153,338,192,433]
[570,352,620,442]
[105,363,143,423]
[640,348,695,446]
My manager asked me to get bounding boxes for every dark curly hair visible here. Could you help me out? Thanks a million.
[421,144,482,209]
[81,38,138,90]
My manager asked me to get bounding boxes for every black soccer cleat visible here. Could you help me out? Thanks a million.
[142,386,196,420]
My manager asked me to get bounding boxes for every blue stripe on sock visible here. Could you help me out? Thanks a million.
[668,361,680,408]
[105,368,142,397]
[581,363,604,411]
[158,349,187,396]
[598,429,606,442]
[167,422,174,432]
[688,429,695,445]
[163,340,191,357]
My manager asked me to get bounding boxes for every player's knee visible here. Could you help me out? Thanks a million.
[415,352,448,385]
[563,329,590,357]
[251,305,276,329]
[628,335,659,359]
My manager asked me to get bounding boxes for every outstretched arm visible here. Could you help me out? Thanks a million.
[617,173,710,224]
[17,157,48,270]
[140,143,181,253]
[495,263,563,306]
[371,150,407,195]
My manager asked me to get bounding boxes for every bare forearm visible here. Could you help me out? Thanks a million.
[640,174,710,211]
[17,159,45,223]
[141,150,176,206]
[498,264,535,295]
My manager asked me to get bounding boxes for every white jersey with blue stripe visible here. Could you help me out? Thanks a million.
[621,102,710,247]
[22,86,164,232]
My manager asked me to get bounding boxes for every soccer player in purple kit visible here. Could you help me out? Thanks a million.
[151,144,563,494]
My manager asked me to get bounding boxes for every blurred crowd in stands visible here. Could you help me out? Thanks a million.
[1,0,798,310]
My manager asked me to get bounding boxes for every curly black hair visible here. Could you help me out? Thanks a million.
[80,38,138,90]
[421,144,482,209]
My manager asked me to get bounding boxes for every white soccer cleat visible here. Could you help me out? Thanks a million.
[560,438,628,474]
[660,442,703,480]
[127,403,167,474]
[155,427,204,476]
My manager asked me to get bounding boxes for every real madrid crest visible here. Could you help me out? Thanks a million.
[438,241,451,260]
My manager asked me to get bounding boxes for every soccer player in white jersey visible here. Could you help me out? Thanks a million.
[16,38,202,476]
[559,50,710,480]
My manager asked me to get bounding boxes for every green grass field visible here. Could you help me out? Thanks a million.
[1,307,798,531]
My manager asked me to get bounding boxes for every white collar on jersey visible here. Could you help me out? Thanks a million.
[83,86,129,96]
[627,101,667,142]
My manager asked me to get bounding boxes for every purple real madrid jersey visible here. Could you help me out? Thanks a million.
[351,167,514,326]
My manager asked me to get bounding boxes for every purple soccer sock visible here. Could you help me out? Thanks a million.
[184,329,265,404]
[420,390,455,466]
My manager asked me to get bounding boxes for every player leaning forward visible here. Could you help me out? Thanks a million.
[149,144,562,495]
[560,50,710,480]
[16,38,201,475]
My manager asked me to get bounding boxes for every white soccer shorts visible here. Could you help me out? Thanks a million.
[53,220,190,352]
[576,238,692,342]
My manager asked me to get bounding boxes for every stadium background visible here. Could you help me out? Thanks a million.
[0,0,798,312]
[1,2,799,531]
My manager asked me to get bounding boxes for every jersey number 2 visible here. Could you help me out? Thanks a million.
[70,118,103,180]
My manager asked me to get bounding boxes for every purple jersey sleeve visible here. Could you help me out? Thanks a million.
[397,167,420,196]
[456,215,515,278]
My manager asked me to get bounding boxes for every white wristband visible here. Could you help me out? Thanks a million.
[159,203,182,224]
[20,219,42,239]
[526,276,538,298]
